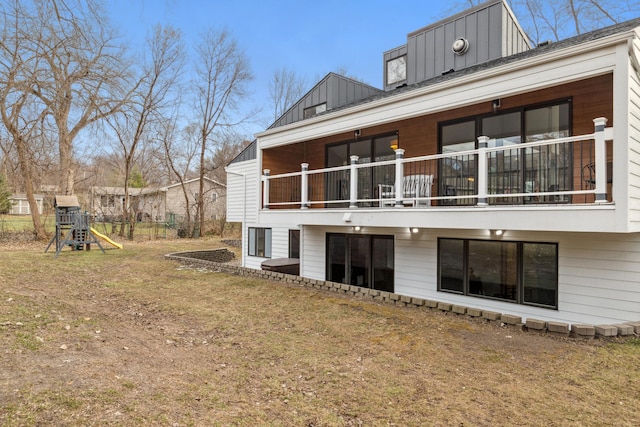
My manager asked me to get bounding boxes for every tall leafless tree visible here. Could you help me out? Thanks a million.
[451,0,639,45]
[6,0,133,195]
[157,117,198,231]
[0,3,48,239]
[107,25,184,239]
[191,28,252,236]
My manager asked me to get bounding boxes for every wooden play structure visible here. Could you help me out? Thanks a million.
[45,195,109,256]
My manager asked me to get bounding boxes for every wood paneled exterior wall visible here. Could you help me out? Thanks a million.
[262,73,613,205]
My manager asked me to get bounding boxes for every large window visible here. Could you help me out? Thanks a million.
[438,238,558,309]
[439,100,571,205]
[248,227,271,258]
[326,233,394,292]
[325,133,397,207]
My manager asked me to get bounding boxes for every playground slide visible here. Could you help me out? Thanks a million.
[90,227,123,249]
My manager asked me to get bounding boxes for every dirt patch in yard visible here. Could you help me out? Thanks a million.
[1,239,639,426]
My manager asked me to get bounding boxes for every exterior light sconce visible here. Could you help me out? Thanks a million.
[410,227,419,234]
[492,99,501,112]
[354,129,361,139]
[390,133,399,150]
[490,229,504,238]
[352,226,362,232]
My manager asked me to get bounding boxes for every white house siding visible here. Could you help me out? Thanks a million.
[300,226,640,325]
[226,160,257,224]
[628,41,640,229]
[244,225,295,270]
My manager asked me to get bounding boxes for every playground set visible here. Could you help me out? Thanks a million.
[45,195,122,256]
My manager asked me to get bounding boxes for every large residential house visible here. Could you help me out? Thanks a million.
[226,0,640,326]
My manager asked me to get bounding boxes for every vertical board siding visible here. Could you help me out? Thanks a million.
[270,74,381,129]
[404,1,528,87]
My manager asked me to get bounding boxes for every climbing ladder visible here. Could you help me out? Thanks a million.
[45,195,105,256]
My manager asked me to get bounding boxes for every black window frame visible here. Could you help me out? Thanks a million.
[288,229,300,259]
[437,98,573,205]
[437,237,559,309]
[248,227,272,258]
[324,132,398,207]
[325,232,394,292]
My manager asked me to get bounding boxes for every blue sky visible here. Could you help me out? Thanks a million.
[106,0,639,137]
[107,0,455,136]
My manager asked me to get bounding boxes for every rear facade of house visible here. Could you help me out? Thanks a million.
[227,0,640,327]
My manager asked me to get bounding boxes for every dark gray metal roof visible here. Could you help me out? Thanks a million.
[268,72,382,130]
[228,139,257,165]
[227,16,640,167]
[328,17,640,116]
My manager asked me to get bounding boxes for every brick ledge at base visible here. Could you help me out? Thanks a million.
[165,251,640,340]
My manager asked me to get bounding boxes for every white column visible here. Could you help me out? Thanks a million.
[349,155,359,208]
[593,117,608,203]
[476,136,489,206]
[301,163,309,209]
[262,169,270,209]
[394,149,405,208]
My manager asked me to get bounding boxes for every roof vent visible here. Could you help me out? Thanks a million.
[537,40,552,47]
[452,37,470,55]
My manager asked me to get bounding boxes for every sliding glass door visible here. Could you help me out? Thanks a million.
[325,134,396,207]
[326,233,394,292]
[439,100,571,205]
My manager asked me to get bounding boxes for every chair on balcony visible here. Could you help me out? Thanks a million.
[378,174,434,207]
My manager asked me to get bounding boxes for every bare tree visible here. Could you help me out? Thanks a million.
[5,0,133,196]
[107,24,184,239]
[192,28,252,237]
[157,117,199,233]
[450,0,639,45]
[268,67,307,122]
[0,3,48,239]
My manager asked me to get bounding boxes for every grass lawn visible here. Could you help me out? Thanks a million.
[1,238,639,426]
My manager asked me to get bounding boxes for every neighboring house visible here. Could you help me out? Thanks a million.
[9,194,44,215]
[89,186,142,221]
[227,0,640,326]
[138,177,226,223]
[90,177,226,224]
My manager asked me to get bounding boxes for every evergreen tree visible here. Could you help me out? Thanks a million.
[0,175,12,214]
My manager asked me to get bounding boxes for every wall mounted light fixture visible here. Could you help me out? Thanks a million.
[490,229,504,237]
[410,227,419,234]
[492,99,501,112]
[352,226,362,232]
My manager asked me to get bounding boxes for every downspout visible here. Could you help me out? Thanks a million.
[224,167,247,268]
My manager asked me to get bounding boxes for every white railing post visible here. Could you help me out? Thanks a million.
[477,136,489,206]
[349,155,359,208]
[593,117,608,203]
[262,169,270,209]
[301,163,309,209]
[394,149,405,207]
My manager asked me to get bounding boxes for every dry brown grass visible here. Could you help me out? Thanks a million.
[1,238,639,426]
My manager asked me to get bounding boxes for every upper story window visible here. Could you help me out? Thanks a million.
[304,103,327,119]
[386,55,407,86]
[438,99,571,205]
